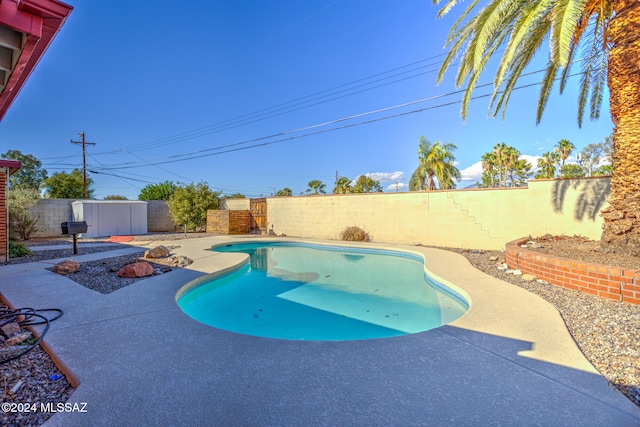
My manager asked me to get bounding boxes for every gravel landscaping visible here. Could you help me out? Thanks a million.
[0,233,638,425]
[446,244,640,407]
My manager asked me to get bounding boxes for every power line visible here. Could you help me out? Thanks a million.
[74,53,451,158]
[94,66,554,171]
[99,76,559,170]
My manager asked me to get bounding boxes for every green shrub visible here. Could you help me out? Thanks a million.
[340,226,371,242]
[8,241,33,259]
[167,181,221,232]
[8,187,40,240]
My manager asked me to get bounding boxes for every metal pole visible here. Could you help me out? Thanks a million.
[81,134,87,199]
[71,132,96,199]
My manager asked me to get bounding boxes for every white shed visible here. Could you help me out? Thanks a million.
[72,200,148,238]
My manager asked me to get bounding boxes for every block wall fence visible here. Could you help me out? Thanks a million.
[264,177,611,250]
[20,177,610,248]
[26,200,178,238]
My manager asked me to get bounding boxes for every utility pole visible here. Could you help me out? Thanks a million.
[71,132,96,199]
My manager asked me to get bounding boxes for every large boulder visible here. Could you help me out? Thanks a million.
[53,260,80,275]
[144,245,170,259]
[118,262,154,278]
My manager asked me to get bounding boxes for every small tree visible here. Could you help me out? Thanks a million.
[167,182,221,232]
[511,158,533,187]
[1,150,48,190]
[138,180,177,200]
[560,164,586,179]
[43,169,94,199]
[8,188,40,240]
[104,195,128,200]
[353,176,383,193]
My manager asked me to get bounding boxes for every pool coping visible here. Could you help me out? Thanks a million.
[0,235,638,426]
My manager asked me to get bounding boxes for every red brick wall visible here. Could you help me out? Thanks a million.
[506,238,640,305]
[0,168,7,262]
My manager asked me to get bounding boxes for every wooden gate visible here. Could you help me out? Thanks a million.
[249,198,267,234]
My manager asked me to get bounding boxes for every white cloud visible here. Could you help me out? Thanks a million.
[521,154,540,166]
[361,171,405,183]
[459,162,484,183]
[386,182,407,191]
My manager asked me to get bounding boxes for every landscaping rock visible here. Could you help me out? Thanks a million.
[521,274,537,281]
[6,332,32,346]
[53,260,80,275]
[489,256,498,261]
[169,255,193,268]
[512,269,523,276]
[118,262,154,278]
[144,245,170,259]
[1,322,21,338]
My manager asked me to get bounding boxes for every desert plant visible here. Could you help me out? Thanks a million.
[167,182,221,232]
[8,187,40,240]
[339,226,371,242]
[138,181,177,200]
[8,241,33,259]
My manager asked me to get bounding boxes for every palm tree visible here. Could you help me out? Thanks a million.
[435,0,640,253]
[480,152,497,188]
[274,188,292,197]
[409,166,427,191]
[555,139,576,176]
[503,146,520,187]
[493,143,507,188]
[333,176,353,194]
[306,180,326,195]
[411,136,460,191]
[535,151,560,179]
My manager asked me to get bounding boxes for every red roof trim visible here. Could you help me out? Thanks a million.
[0,0,73,120]
[0,159,22,175]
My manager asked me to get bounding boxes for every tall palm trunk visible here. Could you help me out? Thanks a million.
[600,1,640,254]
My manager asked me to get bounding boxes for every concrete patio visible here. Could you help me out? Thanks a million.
[1,236,638,426]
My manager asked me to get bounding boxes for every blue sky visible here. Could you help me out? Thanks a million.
[0,0,613,199]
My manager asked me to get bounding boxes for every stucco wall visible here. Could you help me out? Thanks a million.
[225,198,251,210]
[267,177,610,250]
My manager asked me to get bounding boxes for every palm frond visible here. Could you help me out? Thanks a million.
[537,62,560,124]
[492,20,550,119]
[550,0,588,66]
[558,39,578,93]
[494,0,553,90]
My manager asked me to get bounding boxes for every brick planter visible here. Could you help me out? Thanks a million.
[505,238,640,305]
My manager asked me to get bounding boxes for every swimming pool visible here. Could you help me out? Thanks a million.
[177,242,469,341]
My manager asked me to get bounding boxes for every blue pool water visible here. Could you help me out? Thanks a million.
[177,242,468,341]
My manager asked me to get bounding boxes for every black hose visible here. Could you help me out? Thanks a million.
[0,308,63,364]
